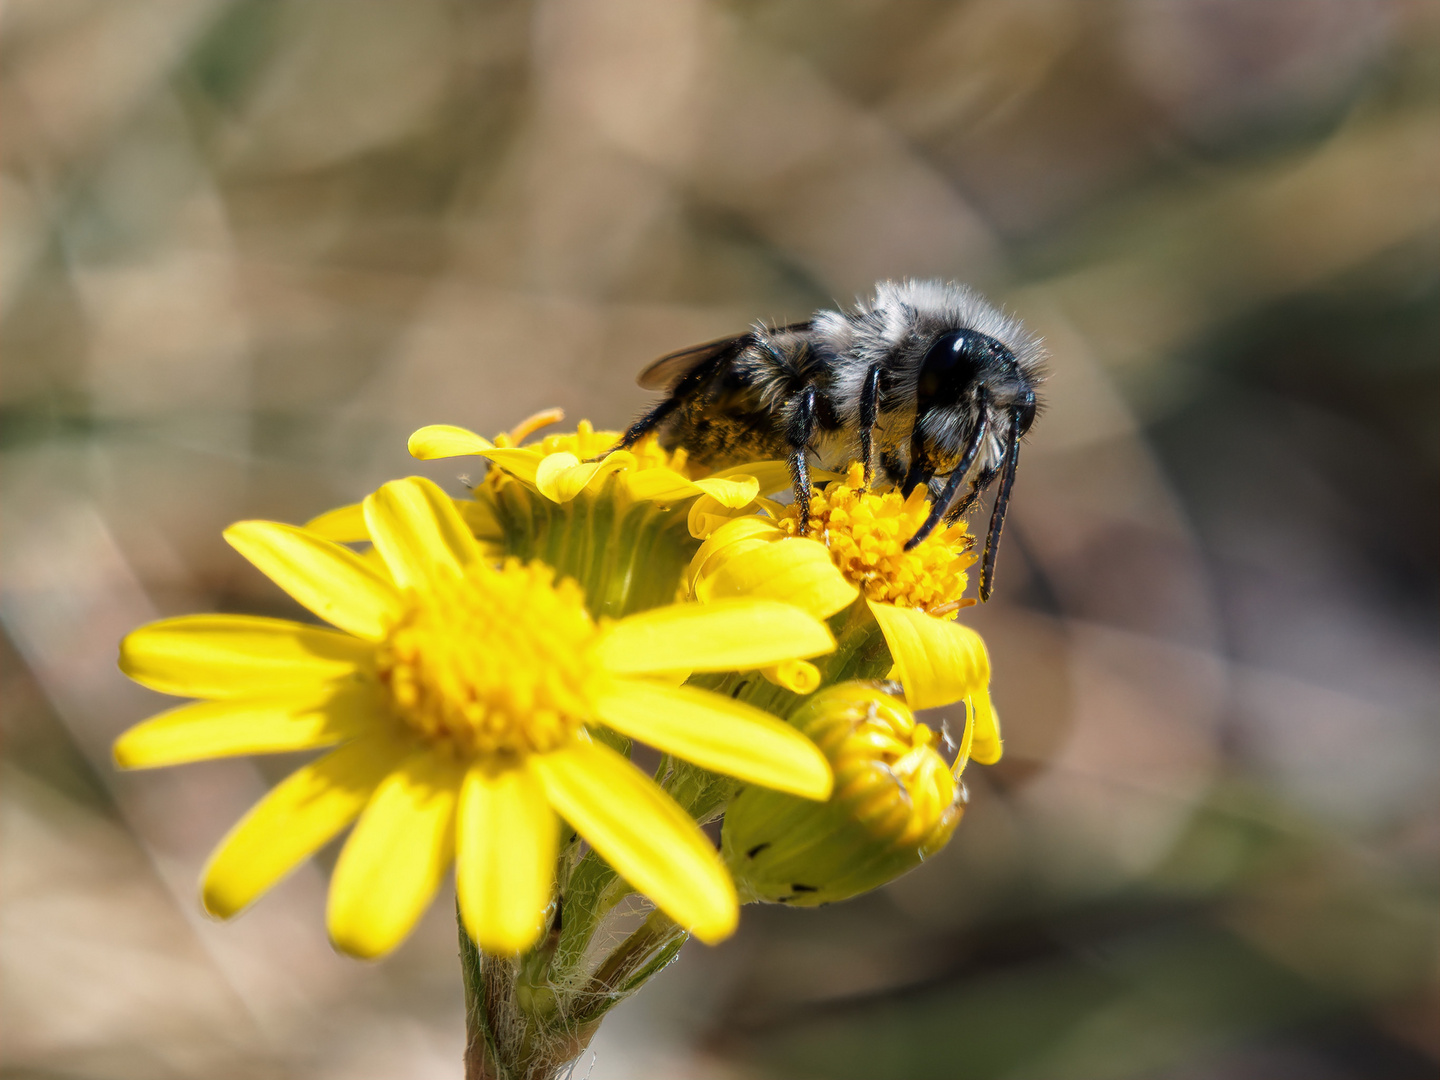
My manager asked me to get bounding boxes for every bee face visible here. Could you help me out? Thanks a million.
[618,280,1046,601]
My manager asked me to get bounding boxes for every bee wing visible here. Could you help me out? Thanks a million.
[636,322,813,391]
[636,335,748,392]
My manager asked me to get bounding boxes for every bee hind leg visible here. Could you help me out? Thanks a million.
[600,348,734,461]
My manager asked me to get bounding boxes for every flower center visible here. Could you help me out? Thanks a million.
[375,559,598,757]
[780,463,975,617]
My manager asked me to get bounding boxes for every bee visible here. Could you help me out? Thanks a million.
[614,280,1045,601]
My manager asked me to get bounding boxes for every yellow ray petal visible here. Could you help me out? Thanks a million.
[456,763,557,955]
[454,498,504,543]
[114,685,381,768]
[364,477,480,590]
[761,659,822,694]
[534,450,636,503]
[686,516,788,592]
[307,498,497,545]
[533,451,582,499]
[507,407,566,444]
[695,536,858,619]
[594,599,835,676]
[224,521,403,641]
[119,615,372,699]
[709,460,793,494]
[407,424,495,459]
[968,686,1003,765]
[327,749,464,959]
[691,474,761,508]
[593,679,832,800]
[201,730,405,918]
[305,503,369,543]
[530,738,737,944]
[619,468,709,504]
[478,447,544,486]
[868,601,990,710]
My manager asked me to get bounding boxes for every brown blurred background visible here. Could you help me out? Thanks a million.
[2,1,1437,1077]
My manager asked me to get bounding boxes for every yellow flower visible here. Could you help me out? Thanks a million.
[113,476,835,959]
[306,413,798,619]
[406,414,788,529]
[723,682,985,905]
[689,463,1001,739]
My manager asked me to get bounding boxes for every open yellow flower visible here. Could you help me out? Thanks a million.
[688,464,1001,761]
[113,477,835,959]
[305,413,798,620]
[407,414,787,526]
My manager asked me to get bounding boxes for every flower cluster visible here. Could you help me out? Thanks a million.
[113,408,1006,1079]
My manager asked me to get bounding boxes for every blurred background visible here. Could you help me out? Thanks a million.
[2,1,1436,1077]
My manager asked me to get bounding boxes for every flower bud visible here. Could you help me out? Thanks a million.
[721,682,964,906]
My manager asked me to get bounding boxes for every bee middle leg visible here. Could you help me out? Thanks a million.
[901,430,933,496]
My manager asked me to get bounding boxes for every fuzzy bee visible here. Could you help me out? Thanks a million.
[614,280,1045,601]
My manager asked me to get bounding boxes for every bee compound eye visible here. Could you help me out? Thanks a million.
[916,331,982,405]
[1016,389,1037,435]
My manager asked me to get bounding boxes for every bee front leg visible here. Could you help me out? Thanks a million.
[945,465,999,524]
[979,412,1023,602]
[787,386,818,533]
[858,363,882,485]
[905,405,989,551]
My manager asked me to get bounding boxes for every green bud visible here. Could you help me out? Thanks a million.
[721,681,965,906]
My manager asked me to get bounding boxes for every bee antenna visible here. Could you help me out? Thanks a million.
[978,411,1023,602]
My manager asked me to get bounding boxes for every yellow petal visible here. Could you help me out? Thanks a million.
[454,498,504,543]
[114,685,380,768]
[534,450,635,503]
[686,516,787,588]
[478,447,544,486]
[868,601,990,710]
[119,615,371,699]
[407,424,495,459]
[969,686,1003,765]
[327,749,463,959]
[224,521,403,641]
[619,468,710,504]
[456,763,557,955]
[305,503,369,543]
[695,536,858,619]
[593,679,832,800]
[594,598,835,675]
[201,731,404,918]
[709,460,793,494]
[363,477,480,590]
[761,659,822,694]
[691,474,760,508]
[530,738,737,944]
[533,451,582,499]
[687,503,744,540]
